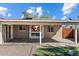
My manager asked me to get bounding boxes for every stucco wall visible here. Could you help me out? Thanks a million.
[44,25,62,40]
[13,25,29,39]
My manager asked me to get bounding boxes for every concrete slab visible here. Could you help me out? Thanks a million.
[0,44,32,56]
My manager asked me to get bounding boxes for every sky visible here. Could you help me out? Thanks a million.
[0,3,79,20]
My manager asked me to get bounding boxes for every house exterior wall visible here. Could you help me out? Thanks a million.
[13,25,29,39]
[13,25,63,40]
[44,25,62,40]
[13,25,62,40]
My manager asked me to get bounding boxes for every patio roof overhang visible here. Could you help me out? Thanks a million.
[0,19,79,25]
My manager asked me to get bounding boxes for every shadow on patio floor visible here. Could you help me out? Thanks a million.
[5,38,60,43]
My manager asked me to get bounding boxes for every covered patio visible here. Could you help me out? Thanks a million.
[0,19,79,45]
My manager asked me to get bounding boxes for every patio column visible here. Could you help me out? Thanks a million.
[0,24,3,44]
[40,25,42,45]
[75,24,77,44]
[11,25,13,39]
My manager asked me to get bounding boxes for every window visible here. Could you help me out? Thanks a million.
[48,25,53,32]
[18,25,26,30]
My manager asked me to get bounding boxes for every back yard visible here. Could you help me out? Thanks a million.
[36,47,79,56]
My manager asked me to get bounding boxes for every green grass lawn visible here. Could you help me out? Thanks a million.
[36,47,79,56]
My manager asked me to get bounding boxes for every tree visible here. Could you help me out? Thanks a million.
[22,11,35,20]
[22,10,52,20]
[39,14,52,20]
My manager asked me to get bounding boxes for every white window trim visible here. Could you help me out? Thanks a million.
[18,25,26,31]
[48,26,53,32]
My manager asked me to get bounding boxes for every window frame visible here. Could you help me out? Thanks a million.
[18,25,26,31]
[48,25,54,32]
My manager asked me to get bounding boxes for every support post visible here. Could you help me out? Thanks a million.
[40,25,42,45]
[11,25,13,39]
[0,24,3,44]
[75,24,77,44]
